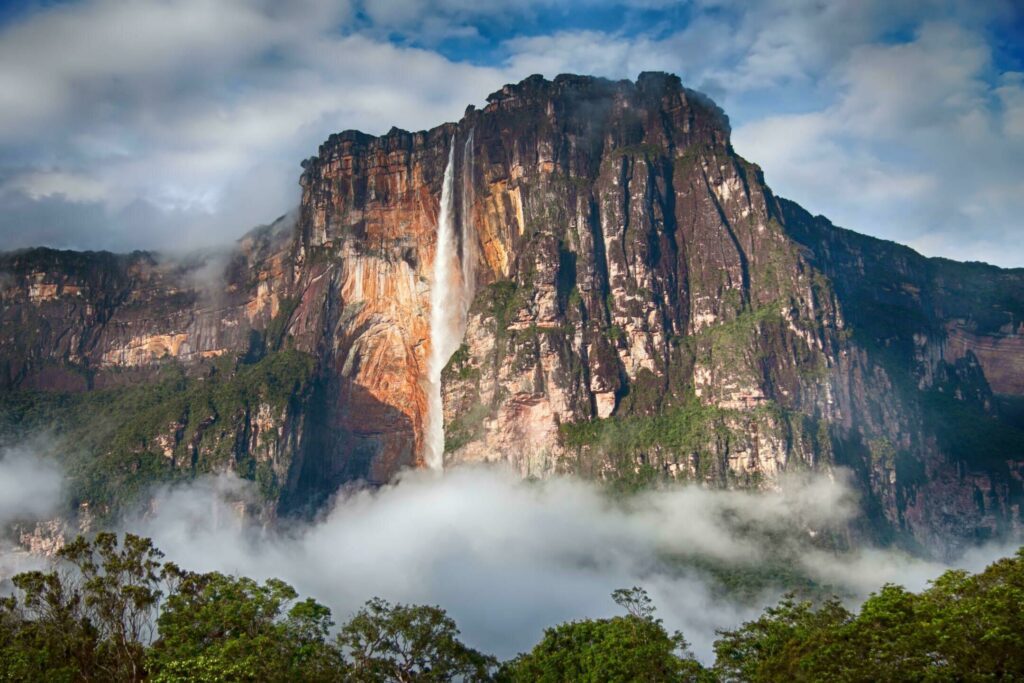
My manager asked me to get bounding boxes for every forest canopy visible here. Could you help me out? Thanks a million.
[1,533,1022,682]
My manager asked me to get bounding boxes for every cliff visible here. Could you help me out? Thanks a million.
[1,73,1022,555]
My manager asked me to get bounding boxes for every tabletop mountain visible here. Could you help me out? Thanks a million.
[2,73,1022,557]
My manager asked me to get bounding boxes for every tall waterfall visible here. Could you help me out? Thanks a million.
[425,139,460,470]
[425,133,478,471]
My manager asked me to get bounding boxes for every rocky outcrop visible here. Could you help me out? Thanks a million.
[1,73,1022,556]
[0,218,292,391]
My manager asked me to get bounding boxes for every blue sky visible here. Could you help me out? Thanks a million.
[0,0,1021,266]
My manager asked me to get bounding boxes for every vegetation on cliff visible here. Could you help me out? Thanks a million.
[0,349,316,518]
[560,389,728,452]
[2,533,1022,681]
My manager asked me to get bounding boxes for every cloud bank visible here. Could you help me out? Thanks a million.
[123,466,1015,662]
[0,0,1020,264]
[0,451,1016,661]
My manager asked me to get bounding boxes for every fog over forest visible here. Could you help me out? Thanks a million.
[1,447,1014,662]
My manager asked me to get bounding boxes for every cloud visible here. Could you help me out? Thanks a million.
[998,72,1024,139]
[124,466,1016,662]
[0,446,1014,660]
[0,1,506,251]
[501,30,679,80]
[0,188,297,254]
[0,0,1019,267]
[0,445,64,525]
[732,18,1024,266]
[6,170,110,202]
[502,4,1024,267]
[0,443,66,582]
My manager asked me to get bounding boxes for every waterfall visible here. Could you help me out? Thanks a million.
[425,139,459,470]
[424,132,478,470]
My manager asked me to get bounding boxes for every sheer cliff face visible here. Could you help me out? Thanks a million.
[2,73,1023,554]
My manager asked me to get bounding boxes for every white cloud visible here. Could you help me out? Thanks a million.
[0,445,64,525]
[733,113,939,209]
[502,30,679,80]
[0,8,506,251]
[834,22,990,136]
[733,18,1024,265]
[0,442,1014,662]
[0,0,289,134]
[0,0,1019,266]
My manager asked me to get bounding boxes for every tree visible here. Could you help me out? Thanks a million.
[833,584,935,680]
[901,548,1024,680]
[2,531,1021,682]
[147,571,344,682]
[60,532,167,681]
[612,586,657,620]
[337,597,495,682]
[713,547,1024,681]
[501,587,711,683]
[713,594,852,682]
[0,571,100,681]
[0,532,168,682]
[0,533,347,682]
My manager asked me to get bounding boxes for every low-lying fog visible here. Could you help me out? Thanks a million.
[0,447,1016,661]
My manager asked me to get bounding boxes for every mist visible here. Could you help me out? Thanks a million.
[0,452,1018,661]
[114,465,1018,662]
[0,445,63,526]
[0,444,65,580]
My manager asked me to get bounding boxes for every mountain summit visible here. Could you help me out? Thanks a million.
[2,73,1022,556]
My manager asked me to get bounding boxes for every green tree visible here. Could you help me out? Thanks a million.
[0,532,167,681]
[337,597,495,682]
[611,586,657,620]
[0,571,100,681]
[61,532,167,680]
[899,548,1024,680]
[500,587,711,682]
[147,571,344,682]
[832,584,935,680]
[2,531,1021,682]
[713,548,1024,681]
[713,594,852,682]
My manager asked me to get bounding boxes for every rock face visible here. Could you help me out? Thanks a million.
[1,73,1023,555]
